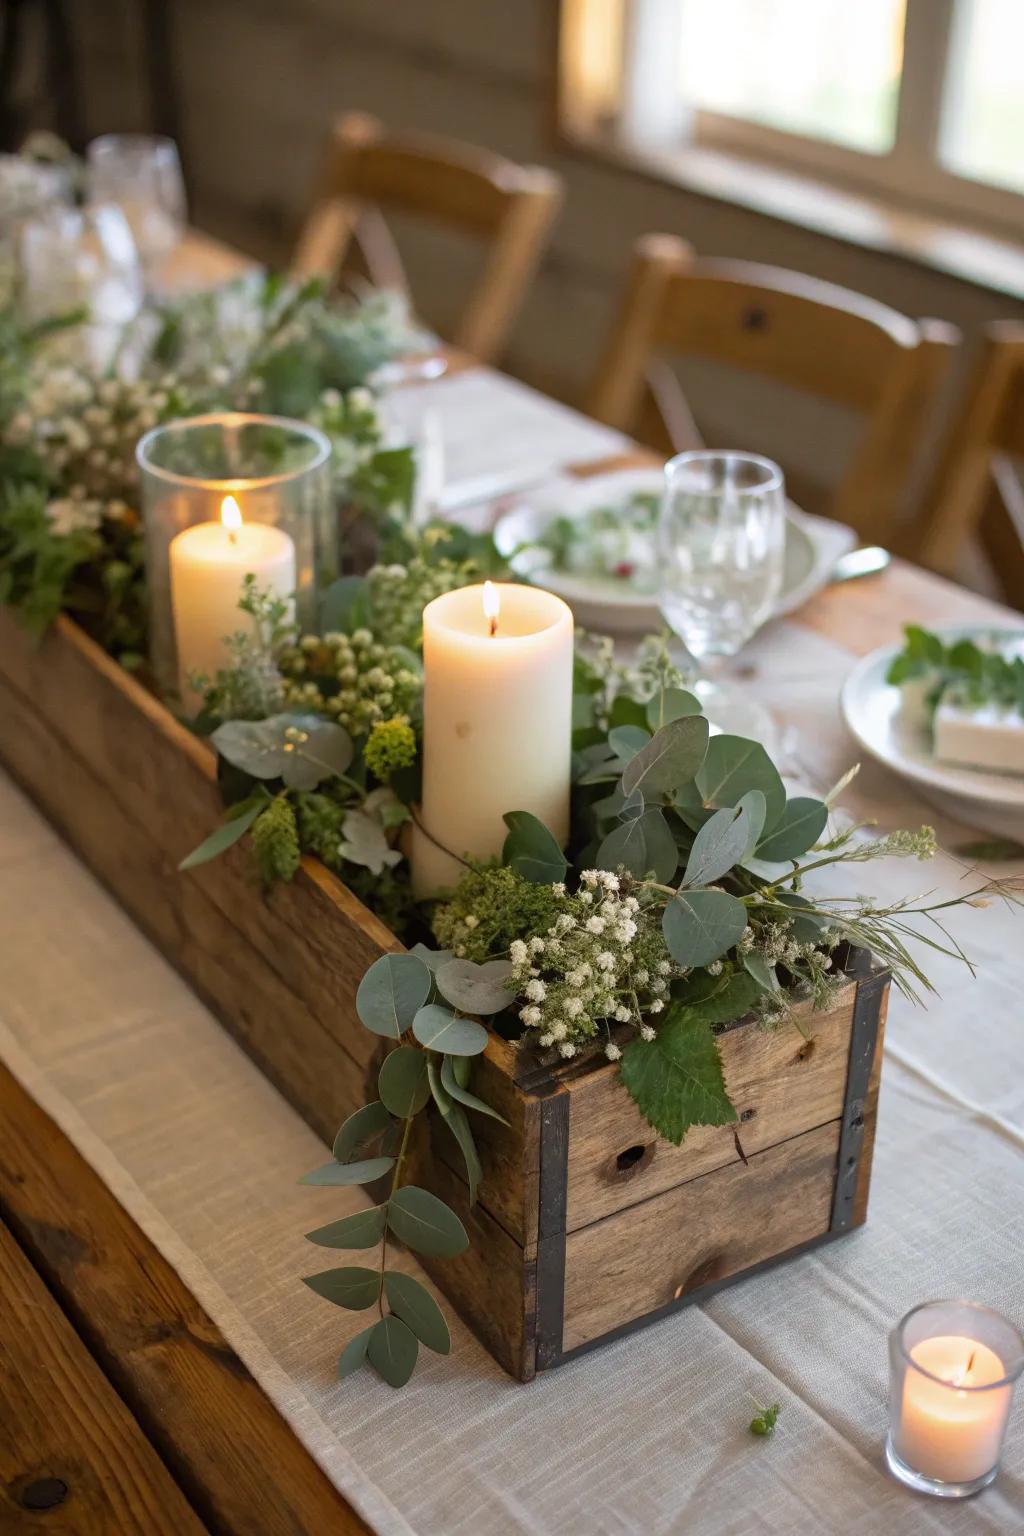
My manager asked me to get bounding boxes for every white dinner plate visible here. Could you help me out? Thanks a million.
[840,628,1024,834]
[493,468,855,634]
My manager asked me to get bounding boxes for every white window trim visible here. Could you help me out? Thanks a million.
[615,0,1024,241]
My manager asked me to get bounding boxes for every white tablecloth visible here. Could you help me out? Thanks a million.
[1,619,1022,1536]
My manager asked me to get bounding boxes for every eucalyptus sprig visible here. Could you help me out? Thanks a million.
[299,948,509,1387]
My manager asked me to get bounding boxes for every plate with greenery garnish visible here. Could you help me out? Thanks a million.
[493,468,855,634]
[842,625,1024,834]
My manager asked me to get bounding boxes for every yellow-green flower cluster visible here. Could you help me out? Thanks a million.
[277,628,421,736]
[363,714,417,781]
[366,549,479,648]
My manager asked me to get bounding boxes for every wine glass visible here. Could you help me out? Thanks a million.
[657,450,786,740]
[17,203,144,367]
[86,135,186,282]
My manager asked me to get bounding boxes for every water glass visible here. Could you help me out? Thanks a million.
[18,203,143,366]
[657,450,786,661]
[87,135,186,279]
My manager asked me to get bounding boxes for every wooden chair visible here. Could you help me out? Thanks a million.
[589,234,959,545]
[915,322,1024,606]
[292,111,562,364]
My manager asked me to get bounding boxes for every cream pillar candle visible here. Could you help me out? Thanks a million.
[169,494,295,711]
[411,581,573,897]
[894,1336,1011,1486]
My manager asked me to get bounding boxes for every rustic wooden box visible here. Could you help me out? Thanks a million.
[0,610,888,1380]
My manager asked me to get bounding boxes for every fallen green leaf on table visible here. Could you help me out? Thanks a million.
[749,1400,782,1437]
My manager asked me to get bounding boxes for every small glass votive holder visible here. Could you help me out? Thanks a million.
[887,1300,1024,1498]
[137,412,332,707]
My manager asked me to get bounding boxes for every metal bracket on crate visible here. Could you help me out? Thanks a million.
[830,965,889,1233]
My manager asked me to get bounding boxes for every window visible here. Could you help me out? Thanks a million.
[560,0,1024,236]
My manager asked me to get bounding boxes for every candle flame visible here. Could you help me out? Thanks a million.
[482,580,500,637]
[220,495,243,537]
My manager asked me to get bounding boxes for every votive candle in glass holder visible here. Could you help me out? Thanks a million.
[887,1300,1024,1498]
[137,413,332,709]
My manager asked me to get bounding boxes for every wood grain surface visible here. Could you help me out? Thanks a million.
[0,1219,209,1535]
[0,1062,372,1536]
[561,1119,841,1352]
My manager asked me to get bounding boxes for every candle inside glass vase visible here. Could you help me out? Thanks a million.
[169,494,295,711]
[887,1301,1024,1498]
[411,581,574,898]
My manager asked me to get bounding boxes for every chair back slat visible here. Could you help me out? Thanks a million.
[292,112,562,363]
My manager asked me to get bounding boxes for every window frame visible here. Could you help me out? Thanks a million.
[600,0,1024,241]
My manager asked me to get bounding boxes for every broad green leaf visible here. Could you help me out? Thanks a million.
[356,953,432,1038]
[682,795,764,889]
[212,713,354,791]
[646,687,702,731]
[440,1054,510,1125]
[320,574,371,634]
[608,724,651,763]
[754,797,828,861]
[383,1271,451,1355]
[742,950,779,993]
[436,1099,482,1204]
[671,969,760,1024]
[695,735,785,829]
[333,1100,392,1163]
[178,800,264,871]
[608,693,649,730]
[302,1265,380,1310]
[299,1156,395,1186]
[387,1186,469,1258]
[378,1045,430,1117]
[337,1323,374,1379]
[305,1205,387,1249]
[621,714,709,799]
[663,889,748,968]
[367,1315,419,1388]
[435,958,515,1015]
[774,890,826,943]
[595,807,678,882]
[619,1008,737,1145]
[408,944,454,972]
[502,811,569,884]
[412,1004,488,1056]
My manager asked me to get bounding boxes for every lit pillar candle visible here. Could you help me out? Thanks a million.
[169,494,295,710]
[894,1336,1011,1485]
[411,581,573,897]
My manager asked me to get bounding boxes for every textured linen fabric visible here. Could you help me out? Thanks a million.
[1,620,1023,1536]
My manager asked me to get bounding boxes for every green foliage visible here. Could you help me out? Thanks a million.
[887,624,1024,714]
[621,715,710,798]
[411,1004,488,1056]
[502,810,569,884]
[378,1045,430,1117]
[433,957,515,1014]
[251,796,301,886]
[383,1272,451,1355]
[367,1315,419,1388]
[302,1267,381,1310]
[431,863,565,963]
[177,795,267,871]
[211,714,354,791]
[749,1401,782,1437]
[663,889,749,969]
[695,735,786,829]
[619,1002,737,1145]
[356,953,433,1039]
[363,715,417,780]
[305,1206,388,1250]
[387,1186,469,1258]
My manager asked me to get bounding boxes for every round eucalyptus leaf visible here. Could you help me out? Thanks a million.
[742,950,780,993]
[755,796,828,861]
[367,1314,419,1388]
[662,889,748,968]
[337,1323,374,1380]
[305,1205,387,1250]
[621,714,710,799]
[501,810,569,884]
[356,953,432,1038]
[596,807,677,883]
[412,1004,488,1056]
[387,1185,469,1258]
[302,1265,379,1310]
[332,1100,392,1163]
[383,1271,452,1355]
[609,724,651,763]
[435,958,515,1015]
[646,687,702,731]
[298,1156,395,1186]
[378,1045,430,1118]
[682,793,765,889]
[695,734,786,829]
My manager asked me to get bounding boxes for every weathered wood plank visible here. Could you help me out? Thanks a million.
[0,668,369,1144]
[0,1218,209,1535]
[562,982,856,1231]
[561,1120,841,1353]
[0,1063,371,1535]
[851,979,889,1229]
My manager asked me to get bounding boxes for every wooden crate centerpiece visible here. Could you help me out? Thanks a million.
[0,608,888,1381]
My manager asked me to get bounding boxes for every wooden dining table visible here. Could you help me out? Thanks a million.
[1,229,1019,1536]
